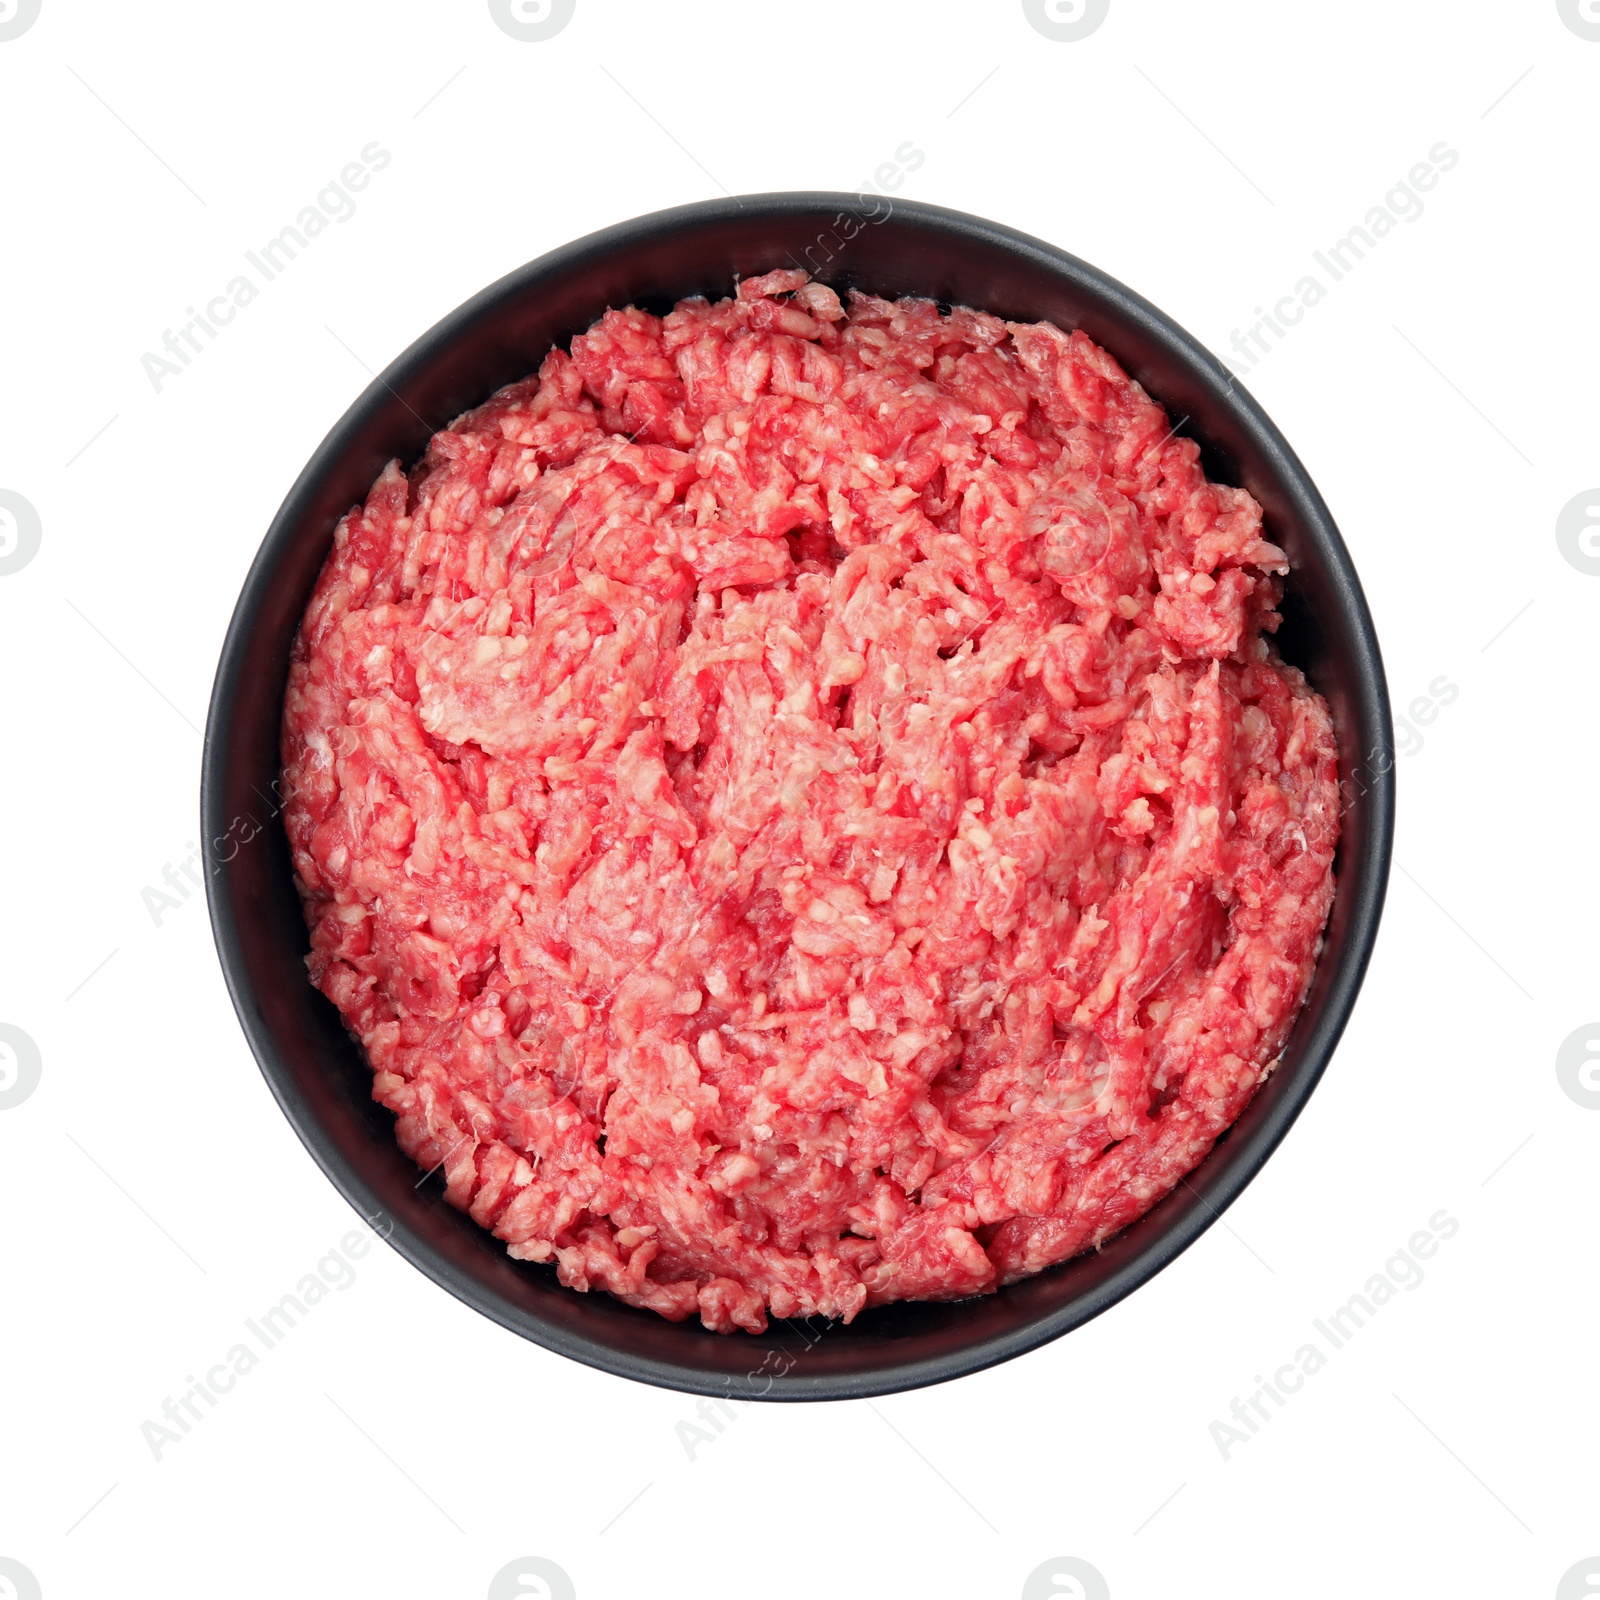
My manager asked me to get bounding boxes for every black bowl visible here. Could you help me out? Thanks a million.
[203,193,1393,1400]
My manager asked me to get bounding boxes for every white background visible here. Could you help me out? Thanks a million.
[1,2,1596,1596]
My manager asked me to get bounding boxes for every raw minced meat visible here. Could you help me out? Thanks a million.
[281,269,1339,1333]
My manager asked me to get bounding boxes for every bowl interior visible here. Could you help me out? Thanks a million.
[204,194,1392,1400]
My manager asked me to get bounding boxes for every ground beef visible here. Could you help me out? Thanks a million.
[281,269,1339,1334]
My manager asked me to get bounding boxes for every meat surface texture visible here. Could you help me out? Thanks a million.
[281,271,1339,1333]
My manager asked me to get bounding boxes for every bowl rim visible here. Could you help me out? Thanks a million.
[203,190,1394,1400]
